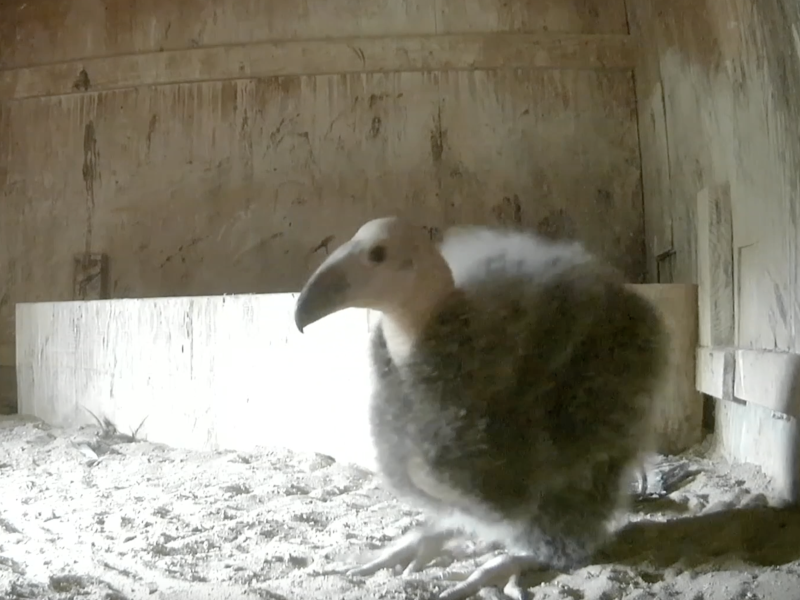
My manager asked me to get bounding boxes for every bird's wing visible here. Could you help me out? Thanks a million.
[437,225,591,288]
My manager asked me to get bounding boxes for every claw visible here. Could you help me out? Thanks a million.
[347,527,455,578]
[436,554,541,600]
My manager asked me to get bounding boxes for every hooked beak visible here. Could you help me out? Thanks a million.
[294,246,352,333]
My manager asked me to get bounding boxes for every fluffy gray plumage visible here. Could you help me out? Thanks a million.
[294,217,668,600]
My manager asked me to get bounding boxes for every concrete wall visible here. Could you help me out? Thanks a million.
[0,0,644,413]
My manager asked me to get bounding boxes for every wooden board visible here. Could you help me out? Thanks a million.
[695,346,732,401]
[626,0,800,350]
[627,0,800,501]
[698,347,800,417]
[625,5,673,283]
[0,0,641,414]
[0,0,629,69]
[14,284,702,467]
[630,284,702,454]
[696,343,800,503]
[696,184,734,347]
[715,396,798,503]
[16,294,379,469]
[0,34,637,101]
[0,69,643,359]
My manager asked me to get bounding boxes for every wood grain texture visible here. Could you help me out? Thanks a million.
[629,284,702,454]
[715,396,799,503]
[15,283,694,462]
[15,294,379,467]
[627,0,800,351]
[0,0,642,414]
[628,0,800,499]
[0,34,638,101]
[733,350,800,417]
[626,6,672,282]
[697,346,800,417]
[696,183,734,347]
[695,346,732,400]
[0,69,643,356]
[0,0,629,70]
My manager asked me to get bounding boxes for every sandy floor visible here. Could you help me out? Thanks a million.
[2,415,800,600]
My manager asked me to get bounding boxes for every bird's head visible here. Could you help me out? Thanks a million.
[294,216,454,334]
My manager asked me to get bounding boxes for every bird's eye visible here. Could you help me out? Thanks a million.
[368,245,387,264]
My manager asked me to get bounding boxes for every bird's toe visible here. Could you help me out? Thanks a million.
[436,554,541,600]
[502,574,532,600]
[347,526,453,578]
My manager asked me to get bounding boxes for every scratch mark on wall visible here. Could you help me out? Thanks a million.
[269,117,287,147]
[348,45,366,68]
[161,237,202,268]
[430,105,446,164]
[311,235,335,255]
[368,116,382,139]
[146,114,158,154]
[368,93,389,108]
[423,225,441,242]
[82,120,99,254]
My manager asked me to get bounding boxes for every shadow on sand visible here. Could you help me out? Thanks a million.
[597,505,800,568]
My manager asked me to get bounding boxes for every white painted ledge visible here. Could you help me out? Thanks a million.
[697,346,800,417]
[16,295,379,470]
[16,284,701,471]
[696,345,800,502]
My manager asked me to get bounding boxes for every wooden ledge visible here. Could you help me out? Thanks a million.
[697,346,800,418]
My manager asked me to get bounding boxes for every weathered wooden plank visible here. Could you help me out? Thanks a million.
[630,0,800,501]
[0,69,643,357]
[697,345,800,418]
[715,396,798,503]
[16,294,379,468]
[0,0,438,69]
[0,34,638,101]
[436,68,644,279]
[436,0,628,35]
[735,241,793,350]
[733,350,800,417]
[697,342,800,502]
[0,0,642,425]
[629,284,702,454]
[15,284,697,464]
[0,0,628,70]
[695,346,731,400]
[624,1,672,283]
[696,183,734,347]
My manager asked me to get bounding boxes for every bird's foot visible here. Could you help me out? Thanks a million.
[347,526,455,578]
[437,553,541,600]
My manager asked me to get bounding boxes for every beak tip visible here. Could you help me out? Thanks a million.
[293,312,305,334]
